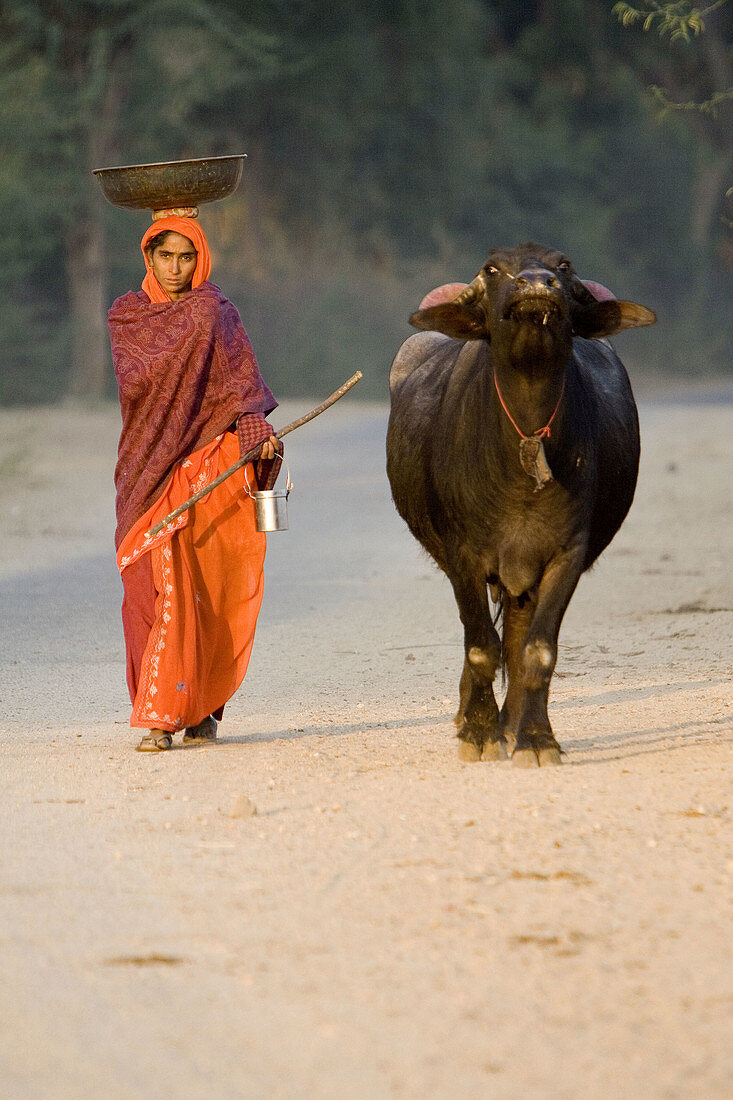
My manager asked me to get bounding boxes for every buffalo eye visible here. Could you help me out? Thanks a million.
[558,260,571,272]
[487,265,499,276]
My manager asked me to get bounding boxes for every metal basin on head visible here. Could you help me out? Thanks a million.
[92,155,245,211]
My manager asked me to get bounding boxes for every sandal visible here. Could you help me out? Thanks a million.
[136,729,173,752]
[182,716,218,744]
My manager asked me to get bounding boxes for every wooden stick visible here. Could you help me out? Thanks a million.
[146,370,362,539]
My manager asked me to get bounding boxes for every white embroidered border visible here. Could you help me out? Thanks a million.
[133,541,181,729]
[126,434,242,730]
[118,437,223,572]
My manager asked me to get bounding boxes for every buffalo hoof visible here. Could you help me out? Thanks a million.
[481,739,509,762]
[538,746,563,766]
[457,740,482,762]
[503,729,517,752]
[512,744,563,767]
[511,747,540,769]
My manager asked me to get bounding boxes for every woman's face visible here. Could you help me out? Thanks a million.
[146,231,198,299]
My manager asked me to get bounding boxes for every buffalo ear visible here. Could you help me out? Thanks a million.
[409,303,486,340]
[573,300,656,340]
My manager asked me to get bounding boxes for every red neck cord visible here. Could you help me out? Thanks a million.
[493,373,565,440]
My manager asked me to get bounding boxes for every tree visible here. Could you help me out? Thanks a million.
[612,0,732,362]
[1,0,729,403]
[613,3,732,226]
[0,1,295,402]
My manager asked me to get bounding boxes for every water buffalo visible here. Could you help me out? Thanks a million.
[386,242,655,767]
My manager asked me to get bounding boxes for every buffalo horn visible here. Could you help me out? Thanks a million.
[454,271,487,304]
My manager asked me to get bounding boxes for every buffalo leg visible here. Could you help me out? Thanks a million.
[511,547,585,767]
[499,594,534,753]
[447,567,504,761]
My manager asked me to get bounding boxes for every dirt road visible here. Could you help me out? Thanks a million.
[0,391,731,1098]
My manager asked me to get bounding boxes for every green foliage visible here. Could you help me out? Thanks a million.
[612,1,720,42]
[613,1,732,113]
[0,0,730,404]
[651,84,733,116]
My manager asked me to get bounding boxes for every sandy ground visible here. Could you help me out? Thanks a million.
[0,384,731,1099]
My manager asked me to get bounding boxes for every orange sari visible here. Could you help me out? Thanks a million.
[117,431,265,731]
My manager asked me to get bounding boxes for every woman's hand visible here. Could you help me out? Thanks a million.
[260,435,280,461]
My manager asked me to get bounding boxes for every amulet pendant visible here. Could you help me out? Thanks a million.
[519,435,554,491]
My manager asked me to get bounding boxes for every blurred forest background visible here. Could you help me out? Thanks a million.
[0,0,730,404]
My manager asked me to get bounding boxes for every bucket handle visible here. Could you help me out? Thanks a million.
[243,465,292,499]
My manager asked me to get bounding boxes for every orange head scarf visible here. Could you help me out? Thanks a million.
[140,215,213,303]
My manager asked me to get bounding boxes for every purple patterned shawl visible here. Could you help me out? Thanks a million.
[110,281,276,547]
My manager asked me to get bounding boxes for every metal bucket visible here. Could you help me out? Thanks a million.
[245,467,292,533]
[253,489,289,532]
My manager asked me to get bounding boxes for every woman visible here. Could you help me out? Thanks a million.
[109,213,282,752]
